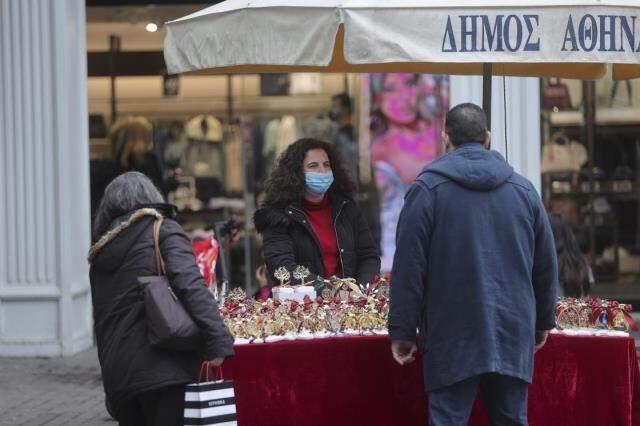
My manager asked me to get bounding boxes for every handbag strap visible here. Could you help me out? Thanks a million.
[153,218,167,276]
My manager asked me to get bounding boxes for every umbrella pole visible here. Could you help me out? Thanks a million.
[483,63,492,130]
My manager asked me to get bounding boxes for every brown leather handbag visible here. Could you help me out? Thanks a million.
[542,78,572,110]
[137,218,200,351]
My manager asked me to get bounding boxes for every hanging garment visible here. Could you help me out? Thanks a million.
[185,114,223,142]
[184,115,224,180]
[275,115,298,158]
[163,132,189,171]
[224,125,244,193]
[184,140,224,179]
[154,121,187,175]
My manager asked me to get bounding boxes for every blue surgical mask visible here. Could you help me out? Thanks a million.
[305,172,334,195]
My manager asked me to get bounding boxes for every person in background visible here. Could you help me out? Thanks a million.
[389,103,557,425]
[549,213,593,298]
[88,172,234,426]
[254,138,380,285]
[330,93,358,182]
[330,93,355,141]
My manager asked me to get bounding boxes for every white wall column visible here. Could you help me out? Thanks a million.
[0,0,92,357]
[450,76,542,193]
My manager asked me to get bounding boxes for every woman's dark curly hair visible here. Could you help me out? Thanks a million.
[263,138,355,208]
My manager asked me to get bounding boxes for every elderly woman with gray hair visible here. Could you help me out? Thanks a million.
[88,172,234,426]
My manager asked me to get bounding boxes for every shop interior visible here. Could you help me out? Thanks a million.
[87,4,372,296]
[541,77,640,300]
[87,3,640,304]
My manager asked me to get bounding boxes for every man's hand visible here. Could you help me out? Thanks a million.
[535,331,549,353]
[391,340,417,365]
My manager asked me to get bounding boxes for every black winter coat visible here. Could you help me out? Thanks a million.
[88,206,234,418]
[254,192,380,284]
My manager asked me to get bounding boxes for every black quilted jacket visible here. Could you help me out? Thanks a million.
[88,205,234,419]
[254,192,380,285]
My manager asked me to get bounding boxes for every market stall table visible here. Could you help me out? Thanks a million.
[222,334,640,425]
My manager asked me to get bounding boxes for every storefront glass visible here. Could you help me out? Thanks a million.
[541,76,640,302]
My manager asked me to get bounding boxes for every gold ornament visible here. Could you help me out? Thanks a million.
[274,267,291,286]
[293,266,311,285]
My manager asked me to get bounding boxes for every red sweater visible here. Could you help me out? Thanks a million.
[303,196,341,278]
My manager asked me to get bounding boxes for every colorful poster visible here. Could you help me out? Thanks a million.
[367,73,449,272]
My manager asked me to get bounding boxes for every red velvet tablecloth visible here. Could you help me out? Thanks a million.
[222,334,640,425]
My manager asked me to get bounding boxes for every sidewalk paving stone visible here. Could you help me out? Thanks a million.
[0,348,113,426]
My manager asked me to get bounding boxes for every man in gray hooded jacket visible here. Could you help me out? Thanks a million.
[389,103,557,425]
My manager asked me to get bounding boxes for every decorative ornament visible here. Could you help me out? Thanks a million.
[274,267,291,286]
[293,265,311,285]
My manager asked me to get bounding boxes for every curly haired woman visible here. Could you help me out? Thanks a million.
[254,138,380,285]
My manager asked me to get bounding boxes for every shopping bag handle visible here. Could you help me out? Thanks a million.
[199,362,224,383]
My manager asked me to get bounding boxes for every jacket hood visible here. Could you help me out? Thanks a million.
[420,143,513,191]
[88,204,176,270]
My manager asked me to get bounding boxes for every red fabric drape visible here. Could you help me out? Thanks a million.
[222,335,640,426]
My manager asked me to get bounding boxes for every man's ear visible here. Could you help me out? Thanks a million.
[442,130,452,152]
[484,131,492,150]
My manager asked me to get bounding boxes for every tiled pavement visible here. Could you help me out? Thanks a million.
[0,348,113,426]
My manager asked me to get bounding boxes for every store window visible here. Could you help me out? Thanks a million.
[541,76,640,302]
[86,5,380,292]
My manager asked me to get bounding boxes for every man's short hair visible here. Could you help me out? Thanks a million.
[332,93,352,113]
[444,103,488,146]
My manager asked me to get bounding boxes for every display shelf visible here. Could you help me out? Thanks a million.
[542,79,640,294]
[548,180,639,200]
[549,107,640,127]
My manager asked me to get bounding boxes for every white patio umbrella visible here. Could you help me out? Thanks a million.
[164,0,640,80]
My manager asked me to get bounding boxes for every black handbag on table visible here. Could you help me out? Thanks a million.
[138,218,201,351]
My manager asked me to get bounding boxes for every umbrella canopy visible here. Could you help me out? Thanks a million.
[164,0,640,79]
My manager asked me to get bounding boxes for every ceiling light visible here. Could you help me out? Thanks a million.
[145,23,158,33]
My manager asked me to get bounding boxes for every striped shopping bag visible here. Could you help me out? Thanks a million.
[184,363,237,425]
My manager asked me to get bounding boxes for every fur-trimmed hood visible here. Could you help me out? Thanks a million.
[88,208,162,265]
[89,204,178,265]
